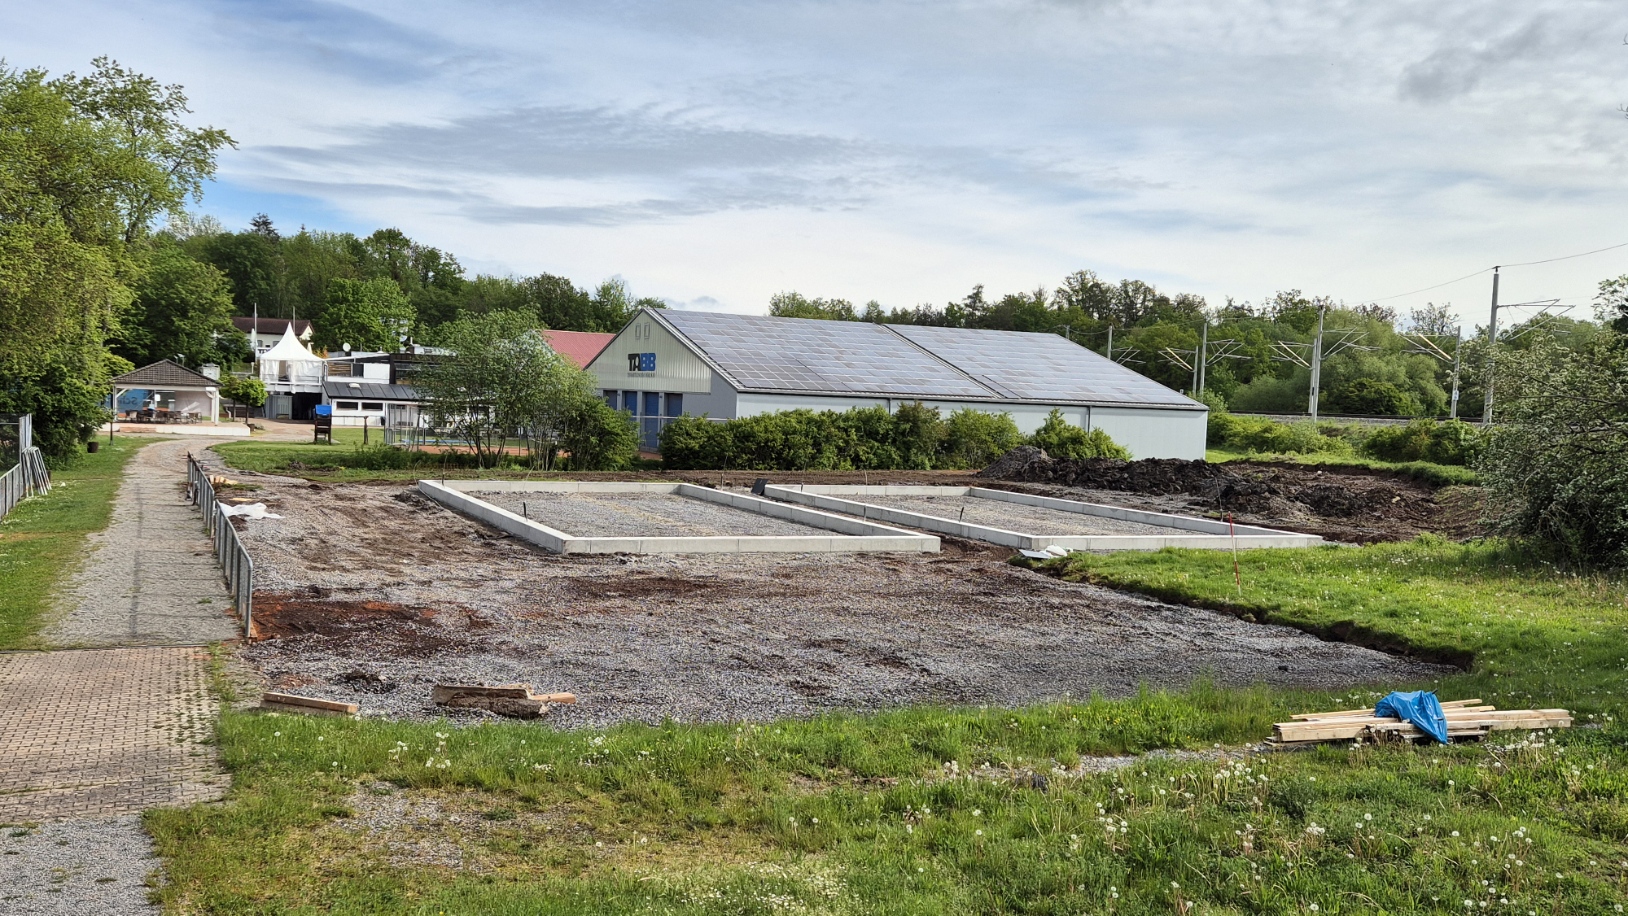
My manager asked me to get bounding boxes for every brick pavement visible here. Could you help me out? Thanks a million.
[0,647,226,822]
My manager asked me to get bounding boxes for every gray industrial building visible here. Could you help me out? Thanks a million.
[585,308,1207,459]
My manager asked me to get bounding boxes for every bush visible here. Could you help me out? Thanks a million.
[1324,378,1421,416]
[658,404,1031,471]
[557,399,637,471]
[1360,419,1481,466]
[1026,409,1132,461]
[943,408,1023,468]
[1208,413,1348,456]
[220,375,266,408]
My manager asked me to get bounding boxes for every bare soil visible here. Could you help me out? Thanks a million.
[210,455,1451,729]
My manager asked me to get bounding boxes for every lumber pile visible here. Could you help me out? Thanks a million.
[262,691,360,716]
[431,684,576,719]
[1272,698,1571,746]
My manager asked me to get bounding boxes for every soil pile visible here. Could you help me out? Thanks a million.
[978,448,1481,543]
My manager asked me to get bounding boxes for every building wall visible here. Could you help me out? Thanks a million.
[1089,406,1207,460]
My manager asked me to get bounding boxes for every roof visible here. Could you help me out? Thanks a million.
[649,310,1203,409]
[112,360,219,389]
[322,381,421,401]
[233,317,312,337]
[540,329,615,368]
[260,323,322,362]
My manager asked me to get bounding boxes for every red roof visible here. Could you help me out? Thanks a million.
[540,329,616,368]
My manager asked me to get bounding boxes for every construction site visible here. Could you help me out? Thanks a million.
[204,447,1478,728]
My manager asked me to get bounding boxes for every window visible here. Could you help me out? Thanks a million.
[603,391,618,410]
[664,393,683,417]
[335,401,360,410]
[623,390,638,414]
[643,392,660,416]
[362,402,384,411]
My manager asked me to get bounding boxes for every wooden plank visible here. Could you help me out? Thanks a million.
[432,684,531,703]
[1275,709,1569,743]
[262,691,359,715]
[1289,698,1483,721]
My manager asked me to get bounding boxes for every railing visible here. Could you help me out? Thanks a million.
[186,453,254,637]
[0,447,49,521]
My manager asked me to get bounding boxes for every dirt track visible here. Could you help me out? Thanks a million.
[215,458,1451,728]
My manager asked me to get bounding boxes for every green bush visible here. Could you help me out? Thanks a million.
[1026,409,1132,461]
[658,404,1031,471]
[942,408,1023,468]
[1360,419,1481,466]
[557,400,638,471]
[219,375,266,408]
[1324,378,1421,416]
[1208,413,1349,456]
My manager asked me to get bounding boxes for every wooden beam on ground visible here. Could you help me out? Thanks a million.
[431,684,576,719]
[262,691,359,716]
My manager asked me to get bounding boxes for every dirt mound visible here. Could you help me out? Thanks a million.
[978,448,1476,543]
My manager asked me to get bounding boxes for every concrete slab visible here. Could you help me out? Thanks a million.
[418,480,939,555]
[763,484,1322,552]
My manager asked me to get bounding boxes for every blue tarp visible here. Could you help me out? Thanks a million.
[1375,690,1450,744]
[313,404,333,417]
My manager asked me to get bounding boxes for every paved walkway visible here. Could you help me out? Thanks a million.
[45,438,241,647]
[3,439,240,913]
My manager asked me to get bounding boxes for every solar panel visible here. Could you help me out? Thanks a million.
[660,311,994,398]
[888,325,1200,407]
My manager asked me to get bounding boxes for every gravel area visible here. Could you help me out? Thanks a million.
[853,493,1187,536]
[213,461,1452,730]
[469,491,836,537]
[0,818,159,915]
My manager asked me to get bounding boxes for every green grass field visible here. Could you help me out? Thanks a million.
[146,537,1628,914]
[0,439,147,648]
[1204,447,1478,487]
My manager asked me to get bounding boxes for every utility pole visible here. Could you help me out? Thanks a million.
[1448,328,1463,420]
[1105,325,1113,362]
[1308,304,1326,424]
[1482,267,1500,424]
[1196,319,1209,395]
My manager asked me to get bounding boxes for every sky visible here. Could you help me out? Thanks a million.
[8,1,1628,327]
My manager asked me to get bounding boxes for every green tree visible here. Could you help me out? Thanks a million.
[314,278,414,353]
[769,291,858,321]
[116,243,239,368]
[1027,410,1132,461]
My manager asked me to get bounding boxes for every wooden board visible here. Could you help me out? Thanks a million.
[262,691,359,715]
[1273,707,1570,744]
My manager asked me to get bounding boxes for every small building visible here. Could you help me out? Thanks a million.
[258,324,327,420]
[233,317,314,357]
[112,360,223,425]
[585,308,1207,459]
[321,380,422,428]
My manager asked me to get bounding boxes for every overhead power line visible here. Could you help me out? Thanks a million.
[1359,240,1628,304]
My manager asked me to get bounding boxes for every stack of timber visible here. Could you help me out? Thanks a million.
[432,684,576,719]
[1272,699,1571,746]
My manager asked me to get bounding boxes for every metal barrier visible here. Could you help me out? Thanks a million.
[0,447,50,521]
[187,453,254,637]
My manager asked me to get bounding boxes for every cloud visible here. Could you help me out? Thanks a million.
[1398,19,1551,104]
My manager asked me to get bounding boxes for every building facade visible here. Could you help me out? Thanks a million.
[585,308,1208,459]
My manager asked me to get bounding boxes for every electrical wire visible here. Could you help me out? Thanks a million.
[1501,241,1628,268]
[1359,240,1628,303]
[1365,267,1494,302]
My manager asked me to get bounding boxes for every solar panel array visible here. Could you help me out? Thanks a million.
[891,325,1198,407]
[659,311,992,398]
[657,310,1199,407]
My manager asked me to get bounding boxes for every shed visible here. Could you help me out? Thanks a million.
[585,308,1207,459]
[321,380,422,428]
[112,360,222,424]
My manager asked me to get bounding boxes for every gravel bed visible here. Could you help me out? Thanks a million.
[852,494,1188,536]
[0,818,160,915]
[468,491,835,537]
[209,463,1452,731]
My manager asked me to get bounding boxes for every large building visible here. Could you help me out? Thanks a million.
[585,308,1207,459]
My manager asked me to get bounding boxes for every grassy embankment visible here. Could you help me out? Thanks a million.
[0,439,147,648]
[1204,446,1479,487]
[149,536,1628,914]
[214,436,661,484]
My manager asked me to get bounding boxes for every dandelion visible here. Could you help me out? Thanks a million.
[975,829,983,837]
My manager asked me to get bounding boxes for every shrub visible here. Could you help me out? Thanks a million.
[1361,419,1481,466]
[1026,409,1132,461]
[557,399,638,471]
[1324,378,1421,416]
[220,375,266,408]
[1208,413,1348,456]
[943,408,1022,468]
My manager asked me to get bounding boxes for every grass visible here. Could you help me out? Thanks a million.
[214,438,660,483]
[146,536,1628,913]
[1205,447,1479,487]
[0,438,148,648]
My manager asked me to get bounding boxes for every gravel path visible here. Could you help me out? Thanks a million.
[469,491,833,537]
[0,818,160,915]
[853,493,1183,536]
[44,438,241,647]
[219,467,1452,729]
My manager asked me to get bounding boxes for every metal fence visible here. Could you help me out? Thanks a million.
[186,453,254,637]
[0,414,48,522]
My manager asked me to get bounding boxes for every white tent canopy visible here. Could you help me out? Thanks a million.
[259,323,325,393]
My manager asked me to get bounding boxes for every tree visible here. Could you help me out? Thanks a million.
[314,278,414,353]
[1026,410,1132,460]
[1479,335,1628,568]
[0,59,230,458]
[769,291,857,321]
[219,375,266,408]
[116,243,239,368]
[1407,302,1458,337]
[1595,275,1628,335]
